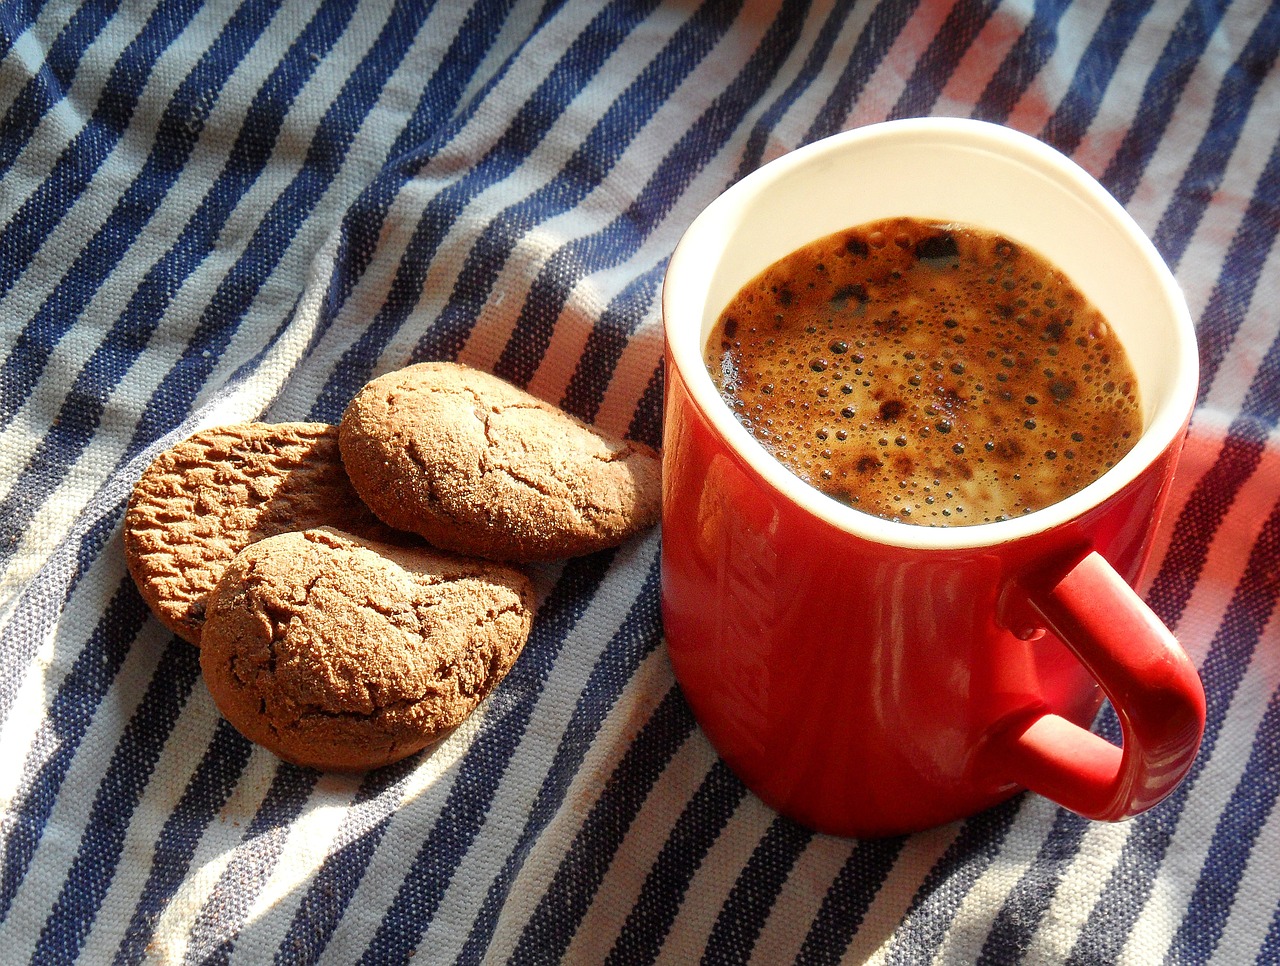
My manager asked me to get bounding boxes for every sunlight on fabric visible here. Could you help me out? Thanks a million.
[928,797,1066,964]
[481,645,677,963]
[1200,244,1280,425]
[1019,819,1132,961]
[403,541,658,965]
[1,0,1275,960]
[0,622,66,815]
[1168,434,1280,664]
[144,747,282,964]
[1118,595,1280,965]
[836,825,962,966]
[561,732,720,962]
[1216,789,1280,959]
[149,705,489,963]
[654,794,777,964]
[246,706,493,930]
[76,691,224,962]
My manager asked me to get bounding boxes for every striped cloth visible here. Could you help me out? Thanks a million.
[0,0,1275,962]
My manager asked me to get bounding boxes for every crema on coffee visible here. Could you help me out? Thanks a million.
[704,217,1143,525]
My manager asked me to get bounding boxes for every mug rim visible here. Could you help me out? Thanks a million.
[662,117,1199,551]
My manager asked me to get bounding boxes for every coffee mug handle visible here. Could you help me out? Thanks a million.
[981,551,1206,821]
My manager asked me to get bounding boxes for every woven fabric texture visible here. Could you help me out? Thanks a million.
[0,1,1277,963]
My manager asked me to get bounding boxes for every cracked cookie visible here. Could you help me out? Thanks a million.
[338,362,661,562]
[125,422,401,646]
[199,527,534,772]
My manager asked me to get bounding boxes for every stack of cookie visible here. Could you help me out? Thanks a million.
[124,362,662,773]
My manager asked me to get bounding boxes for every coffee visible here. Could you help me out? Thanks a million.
[704,217,1142,525]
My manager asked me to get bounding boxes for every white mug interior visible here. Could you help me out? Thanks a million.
[663,117,1199,550]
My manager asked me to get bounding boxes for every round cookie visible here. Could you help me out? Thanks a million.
[338,362,661,561]
[125,422,401,646]
[199,527,534,772]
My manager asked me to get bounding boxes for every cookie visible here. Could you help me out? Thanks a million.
[125,422,401,646]
[338,362,661,561]
[199,527,534,772]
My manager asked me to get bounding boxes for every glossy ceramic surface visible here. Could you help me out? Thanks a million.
[660,119,1205,837]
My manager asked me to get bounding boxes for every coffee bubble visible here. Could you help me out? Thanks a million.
[705,217,1143,526]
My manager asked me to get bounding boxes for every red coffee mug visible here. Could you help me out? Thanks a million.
[660,119,1206,838]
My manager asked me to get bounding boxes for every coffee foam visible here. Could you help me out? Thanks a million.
[706,218,1142,526]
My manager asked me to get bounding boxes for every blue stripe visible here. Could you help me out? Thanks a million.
[307,0,527,333]
[1147,430,1272,622]
[506,686,696,964]
[974,0,1074,124]
[0,490,129,719]
[0,0,118,184]
[1040,0,1156,156]
[0,0,361,571]
[977,206,1280,959]
[68,500,129,600]
[0,3,36,68]
[880,799,1025,966]
[1153,2,1280,269]
[356,550,618,965]
[558,262,663,423]
[627,357,663,448]
[0,577,151,925]
[1146,325,1280,630]
[1066,498,1280,965]
[307,0,666,422]
[380,0,566,181]
[888,0,998,120]
[111,719,255,966]
[1100,0,1230,205]
[604,760,748,966]
[0,13,521,934]
[456,554,663,966]
[732,0,857,179]
[409,0,737,371]
[267,757,421,966]
[976,812,1091,964]
[0,489,129,722]
[29,638,201,965]
[701,817,813,965]
[1144,121,1280,629]
[0,0,204,303]
[796,837,908,966]
[1262,890,1280,965]
[1165,682,1280,965]
[181,765,320,966]
[802,0,920,142]
[0,0,280,432]
[115,0,429,437]
[1186,129,1280,406]
[492,0,813,389]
